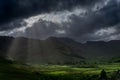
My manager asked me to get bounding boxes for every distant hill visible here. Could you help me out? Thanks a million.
[56,37,120,61]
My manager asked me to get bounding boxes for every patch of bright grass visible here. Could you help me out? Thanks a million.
[31,63,120,75]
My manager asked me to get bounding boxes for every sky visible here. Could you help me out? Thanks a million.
[0,0,120,42]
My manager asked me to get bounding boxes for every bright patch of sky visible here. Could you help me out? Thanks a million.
[55,29,66,34]
[95,27,116,36]
[0,7,86,36]
[93,0,111,11]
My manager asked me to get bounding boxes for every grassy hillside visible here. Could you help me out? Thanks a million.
[0,57,120,80]
[0,57,38,80]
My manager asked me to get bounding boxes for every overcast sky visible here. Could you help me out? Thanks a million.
[0,0,120,42]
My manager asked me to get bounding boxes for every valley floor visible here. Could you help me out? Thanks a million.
[0,58,120,80]
[32,63,120,75]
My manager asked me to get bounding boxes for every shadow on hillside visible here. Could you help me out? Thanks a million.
[0,57,39,80]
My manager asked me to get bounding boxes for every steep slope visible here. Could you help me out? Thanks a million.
[0,57,38,80]
[1,36,120,63]
[0,36,84,64]
[56,37,120,60]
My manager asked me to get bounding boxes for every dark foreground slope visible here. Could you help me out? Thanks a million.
[0,57,37,80]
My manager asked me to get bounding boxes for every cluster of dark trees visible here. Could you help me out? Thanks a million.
[100,69,120,80]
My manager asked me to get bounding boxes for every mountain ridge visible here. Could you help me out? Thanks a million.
[0,36,84,64]
[0,36,120,64]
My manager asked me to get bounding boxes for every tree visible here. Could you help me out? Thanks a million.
[100,69,107,80]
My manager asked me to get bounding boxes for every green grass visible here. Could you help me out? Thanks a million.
[0,58,120,80]
[31,63,120,75]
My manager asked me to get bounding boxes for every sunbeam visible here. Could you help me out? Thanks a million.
[6,37,28,62]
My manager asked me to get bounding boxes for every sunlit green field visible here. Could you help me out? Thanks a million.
[32,63,120,75]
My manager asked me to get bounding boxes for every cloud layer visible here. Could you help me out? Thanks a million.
[0,0,99,26]
[0,0,120,42]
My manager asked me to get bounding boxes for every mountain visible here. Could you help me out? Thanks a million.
[0,36,84,64]
[0,36,120,64]
[56,38,120,61]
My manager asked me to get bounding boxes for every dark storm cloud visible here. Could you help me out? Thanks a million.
[8,0,120,42]
[1,0,120,42]
[0,19,27,31]
[63,0,120,42]
[0,0,100,31]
